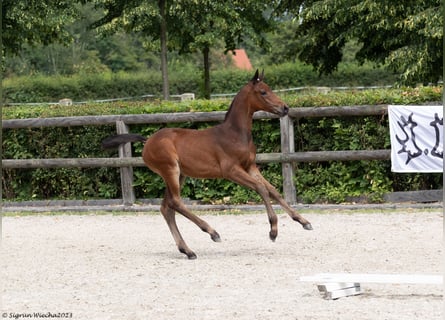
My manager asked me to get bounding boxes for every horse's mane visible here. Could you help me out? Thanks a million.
[223,83,250,121]
[224,100,236,121]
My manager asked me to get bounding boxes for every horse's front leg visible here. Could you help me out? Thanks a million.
[226,166,279,241]
[249,167,313,230]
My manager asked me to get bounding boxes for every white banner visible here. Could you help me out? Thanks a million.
[388,105,443,172]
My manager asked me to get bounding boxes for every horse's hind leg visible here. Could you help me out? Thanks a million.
[172,200,221,243]
[160,197,197,259]
[161,174,221,259]
[173,175,221,242]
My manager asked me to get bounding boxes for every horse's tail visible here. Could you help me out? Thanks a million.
[101,134,147,150]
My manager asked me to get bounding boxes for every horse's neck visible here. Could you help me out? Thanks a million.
[222,95,254,137]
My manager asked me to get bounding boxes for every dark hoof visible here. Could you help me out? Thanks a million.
[269,231,277,242]
[187,253,197,260]
[211,232,221,242]
[303,223,313,230]
[180,248,197,259]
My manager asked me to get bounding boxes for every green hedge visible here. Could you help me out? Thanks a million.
[3,62,399,103]
[2,85,442,204]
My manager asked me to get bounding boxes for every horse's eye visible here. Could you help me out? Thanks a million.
[260,90,267,96]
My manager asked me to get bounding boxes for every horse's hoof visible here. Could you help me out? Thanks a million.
[187,253,197,260]
[303,223,313,230]
[269,231,277,242]
[211,232,221,242]
[180,248,197,259]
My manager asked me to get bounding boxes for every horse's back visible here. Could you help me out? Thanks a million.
[146,127,216,148]
[142,127,224,178]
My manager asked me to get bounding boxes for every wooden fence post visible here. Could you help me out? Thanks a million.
[280,115,297,204]
[116,121,136,205]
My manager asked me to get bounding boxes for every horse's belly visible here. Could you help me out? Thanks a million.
[178,157,222,179]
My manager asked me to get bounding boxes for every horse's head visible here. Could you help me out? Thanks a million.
[248,69,289,116]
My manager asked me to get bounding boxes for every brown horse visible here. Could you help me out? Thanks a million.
[102,70,312,259]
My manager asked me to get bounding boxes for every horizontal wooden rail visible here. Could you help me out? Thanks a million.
[255,150,390,163]
[2,105,388,129]
[2,157,145,169]
[2,150,391,169]
[2,111,253,129]
[288,105,387,118]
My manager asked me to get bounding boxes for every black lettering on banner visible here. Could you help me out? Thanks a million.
[395,112,443,165]
[429,113,443,159]
[395,113,422,164]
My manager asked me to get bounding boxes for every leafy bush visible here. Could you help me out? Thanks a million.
[2,125,120,200]
[3,61,399,103]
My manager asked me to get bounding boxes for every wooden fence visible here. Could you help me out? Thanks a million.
[2,105,391,205]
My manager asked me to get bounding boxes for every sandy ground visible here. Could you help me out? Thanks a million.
[1,210,443,320]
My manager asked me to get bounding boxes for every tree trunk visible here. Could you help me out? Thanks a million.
[49,45,57,75]
[159,0,169,100]
[203,45,210,99]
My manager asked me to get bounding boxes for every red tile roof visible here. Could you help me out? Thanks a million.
[231,49,253,70]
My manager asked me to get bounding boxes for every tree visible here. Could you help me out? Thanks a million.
[90,0,171,99]
[90,0,277,99]
[158,0,169,100]
[278,0,443,84]
[3,2,158,77]
[2,1,77,56]
[170,1,275,98]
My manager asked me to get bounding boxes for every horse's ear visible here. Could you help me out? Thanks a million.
[251,69,260,84]
[260,69,264,81]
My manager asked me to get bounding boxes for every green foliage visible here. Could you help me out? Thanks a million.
[90,0,278,98]
[283,0,443,85]
[4,1,441,93]
[293,116,394,203]
[2,1,77,56]
[3,62,399,103]
[2,125,120,200]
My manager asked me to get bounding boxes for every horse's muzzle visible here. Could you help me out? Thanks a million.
[281,105,289,116]
[271,104,289,117]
